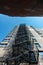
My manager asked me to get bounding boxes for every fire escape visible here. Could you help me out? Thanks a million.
[1,24,39,65]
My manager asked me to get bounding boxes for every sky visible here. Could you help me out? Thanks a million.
[0,14,43,42]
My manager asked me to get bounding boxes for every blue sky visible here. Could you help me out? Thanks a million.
[0,14,43,42]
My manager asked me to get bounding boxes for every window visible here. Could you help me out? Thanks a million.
[28,45,32,50]
[29,52,36,61]
[41,35,43,37]
[39,52,43,60]
[35,43,41,48]
[0,44,7,47]
[33,38,37,42]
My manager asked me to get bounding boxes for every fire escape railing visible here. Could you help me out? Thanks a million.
[2,24,39,65]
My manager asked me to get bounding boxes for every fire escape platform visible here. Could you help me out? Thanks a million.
[19,55,43,65]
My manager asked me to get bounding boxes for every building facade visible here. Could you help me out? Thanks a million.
[0,24,43,65]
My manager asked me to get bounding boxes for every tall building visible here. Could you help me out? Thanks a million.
[0,24,43,65]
